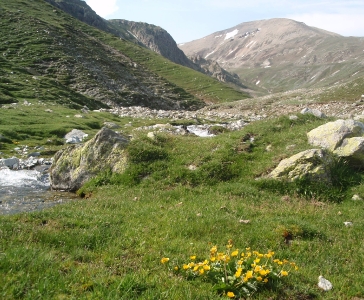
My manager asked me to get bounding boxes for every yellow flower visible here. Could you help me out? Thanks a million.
[237,260,243,265]
[183,264,189,270]
[256,276,263,281]
[280,270,289,276]
[174,266,179,271]
[210,257,216,262]
[264,278,268,283]
[294,265,299,271]
[231,250,239,257]
[259,269,269,276]
[235,267,243,278]
[254,265,262,273]
[210,246,217,254]
[190,255,196,260]
[161,257,169,264]
[254,258,261,264]
[246,270,253,279]
[203,265,211,271]
[199,268,205,275]
[193,266,199,271]
[227,291,235,298]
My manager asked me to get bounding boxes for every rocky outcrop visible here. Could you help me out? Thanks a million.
[50,127,129,191]
[267,149,333,183]
[307,119,364,167]
[307,119,364,151]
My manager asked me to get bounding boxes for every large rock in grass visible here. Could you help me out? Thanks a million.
[307,119,364,151]
[267,149,333,183]
[50,127,129,191]
[307,119,364,167]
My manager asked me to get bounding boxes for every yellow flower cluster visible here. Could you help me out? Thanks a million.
[161,241,298,299]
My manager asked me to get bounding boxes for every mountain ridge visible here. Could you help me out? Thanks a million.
[179,18,364,95]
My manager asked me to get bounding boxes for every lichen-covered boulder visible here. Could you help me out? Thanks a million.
[333,137,364,167]
[267,149,333,183]
[307,119,364,151]
[50,127,129,191]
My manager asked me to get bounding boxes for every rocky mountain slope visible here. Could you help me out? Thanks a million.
[0,0,248,110]
[179,18,364,95]
[42,0,245,89]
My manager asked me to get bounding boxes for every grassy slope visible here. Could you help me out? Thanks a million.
[1,114,364,299]
[0,0,248,110]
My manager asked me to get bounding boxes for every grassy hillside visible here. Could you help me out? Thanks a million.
[0,0,248,111]
[1,114,364,299]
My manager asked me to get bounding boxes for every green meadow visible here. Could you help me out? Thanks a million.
[1,112,364,299]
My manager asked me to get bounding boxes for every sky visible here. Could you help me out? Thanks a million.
[85,0,364,43]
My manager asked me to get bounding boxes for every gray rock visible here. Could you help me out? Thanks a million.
[50,127,129,192]
[301,108,326,118]
[266,149,333,183]
[307,119,364,151]
[64,129,88,144]
[103,122,120,129]
[0,157,20,169]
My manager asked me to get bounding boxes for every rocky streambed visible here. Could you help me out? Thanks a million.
[0,157,78,215]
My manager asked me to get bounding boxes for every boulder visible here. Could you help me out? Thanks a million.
[267,149,333,183]
[333,137,364,167]
[300,108,326,118]
[50,127,129,191]
[0,157,19,169]
[64,129,88,144]
[307,119,364,151]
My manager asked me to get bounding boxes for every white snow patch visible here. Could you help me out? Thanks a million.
[264,66,271,68]
[310,75,317,80]
[256,80,260,85]
[227,49,235,56]
[246,41,256,48]
[224,29,239,40]
[127,30,138,40]
[215,35,222,38]
[178,43,185,46]
[331,70,340,76]
[205,51,215,59]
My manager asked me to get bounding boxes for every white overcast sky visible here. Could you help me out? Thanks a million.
[85,0,364,43]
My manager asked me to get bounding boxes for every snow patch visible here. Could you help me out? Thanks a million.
[256,80,260,85]
[215,35,222,38]
[225,29,239,40]
[205,51,215,59]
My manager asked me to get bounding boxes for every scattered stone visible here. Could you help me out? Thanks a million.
[74,114,83,118]
[301,108,326,118]
[45,109,53,113]
[28,152,41,157]
[103,122,120,129]
[64,129,88,144]
[289,115,298,120]
[239,219,251,224]
[344,221,353,226]
[147,132,156,140]
[352,194,362,201]
[318,276,333,291]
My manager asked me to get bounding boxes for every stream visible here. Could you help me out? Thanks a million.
[0,168,78,215]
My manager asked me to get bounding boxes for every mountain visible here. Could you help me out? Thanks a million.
[179,18,364,94]
[0,0,248,110]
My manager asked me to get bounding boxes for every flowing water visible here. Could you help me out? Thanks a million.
[0,168,78,215]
